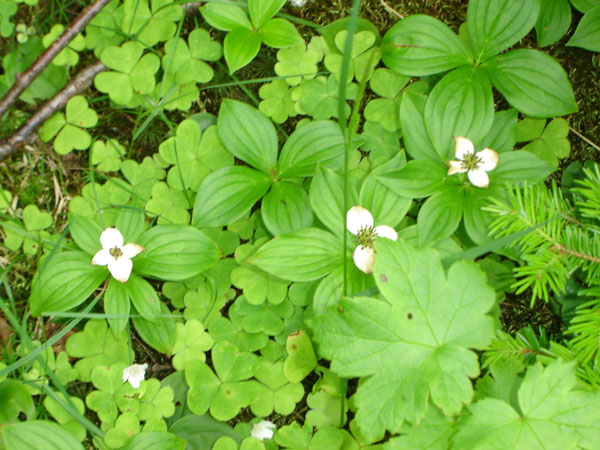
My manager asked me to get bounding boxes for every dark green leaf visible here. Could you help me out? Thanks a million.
[418,186,465,245]
[377,160,447,199]
[567,6,600,51]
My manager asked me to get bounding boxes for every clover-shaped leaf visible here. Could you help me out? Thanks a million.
[104,412,141,449]
[171,320,214,371]
[325,30,380,83]
[231,296,294,338]
[3,204,53,255]
[95,41,160,105]
[121,0,183,47]
[162,38,215,85]
[363,68,408,132]
[312,239,496,442]
[293,75,356,120]
[77,178,132,224]
[250,359,304,417]
[517,117,570,167]
[91,139,125,172]
[189,28,223,61]
[138,378,175,422]
[85,0,125,57]
[275,423,346,449]
[186,341,261,421]
[145,181,191,224]
[44,393,86,441]
[159,121,232,191]
[65,320,129,382]
[40,95,98,155]
[42,24,85,66]
[274,43,321,86]
[0,1,17,38]
[120,156,166,202]
[283,330,317,383]
[258,80,297,124]
[209,315,268,353]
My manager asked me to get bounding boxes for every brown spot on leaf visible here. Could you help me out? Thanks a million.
[380,274,388,282]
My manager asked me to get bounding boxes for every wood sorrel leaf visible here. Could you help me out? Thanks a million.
[483,49,577,117]
[467,0,539,62]
[311,239,496,441]
[382,15,472,76]
[218,100,277,174]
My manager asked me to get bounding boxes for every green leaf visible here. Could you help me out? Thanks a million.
[169,415,240,449]
[192,166,272,228]
[283,330,317,383]
[250,228,342,282]
[22,204,52,231]
[248,0,286,28]
[567,5,600,51]
[218,100,278,175]
[424,67,494,161]
[126,273,161,320]
[312,239,496,442]
[200,3,252,31]
[0,379,35,423]
[385,407,455,450]
[571,0,600,12]
[68,214,102,255]
[536,0,571,47]
[483,49,577,117]
[54,124,92,155]
[453,360,600,449]
[105,277,130,336]
[417,186,465,246]
[29,252,107,316]
[382,15,473,76]
[520,118,570,167]
[91,139,124,172]
[277,120,346,178]
[399,83,440,162]
[359,172,411,229]
[480,109,517,153]
[145,182,190,225]
[258,79,297,124]
[224,28,262,73]
[132,300,177,355]
[260,18,303,48]
[1,421,84,450]
[377,160,447,199]
[261,181,313,236]
[251,359,304,416]
[135,225,221,281]
[490,151,555,184]
[310,166,358,235]
[124,432,186,450]
[172,320,213,371]
[467,0,539,61]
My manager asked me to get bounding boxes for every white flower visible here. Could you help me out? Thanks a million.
[122,363,148,389]
[91,228,144,283]
[251,420,276,441]
[289,0,307,7]
[447,136,498,188]
[347,206,398,274]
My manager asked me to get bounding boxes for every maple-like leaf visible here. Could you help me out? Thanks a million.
[311,239,496,441]
[452,359,600,449]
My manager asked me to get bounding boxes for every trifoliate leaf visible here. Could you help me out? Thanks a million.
[312,239,496,442]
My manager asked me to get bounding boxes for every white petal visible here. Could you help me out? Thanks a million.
[374,225,398,241]
[121,243,144,259]
[476,148,499,172]
[353,245,375,274]
[468,168,490,188]
[454,136,474,160]
[91,249,112,266]
[99,228,123,250]
[346,206,373,235]
[108,257,133,283]
[447,160,467,175]
[251,420,276,441]
[123,363,148,389]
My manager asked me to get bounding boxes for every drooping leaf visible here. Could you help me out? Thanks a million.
[567,5,600,51]
[312,239,496,442]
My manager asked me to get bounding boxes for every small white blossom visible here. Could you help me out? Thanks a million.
[91,228,144,283]
[447,136,498,188]
[122,363,148,389]
[347,206,398,274]
[251,420,276,441]
[289,0,307,7]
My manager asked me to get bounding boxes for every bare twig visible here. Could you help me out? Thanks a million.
[569,126,600,153]
[0,0,112,119]
[0,61,107,161]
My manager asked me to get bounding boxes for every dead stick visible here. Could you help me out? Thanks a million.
[0,0,111,119]
[0,61,107,161]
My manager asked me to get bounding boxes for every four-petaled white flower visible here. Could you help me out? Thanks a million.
[347,206,398,274]
[122,363,148,389]
[289,0,307,7]
[250,420,276,441]
[91,228,144,283]
[447,136,499,188]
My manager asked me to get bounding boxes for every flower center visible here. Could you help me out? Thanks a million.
[461,153,481,171]
[109,246,123,259]
[355,226,376,248]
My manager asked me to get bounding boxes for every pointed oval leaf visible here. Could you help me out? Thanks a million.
[218,99,277,174]
[1,420,84,450]
[417,186,465,246]
[567,6,600,52]
[105,277,130,336]
[536,0,572,47]
[192,166,272,228]
[382,15,473,76]
[468,0,539,61]
[262,181,313,236]
[248,0,286,28]
[483,49,577,117]
[224,28,262,73]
